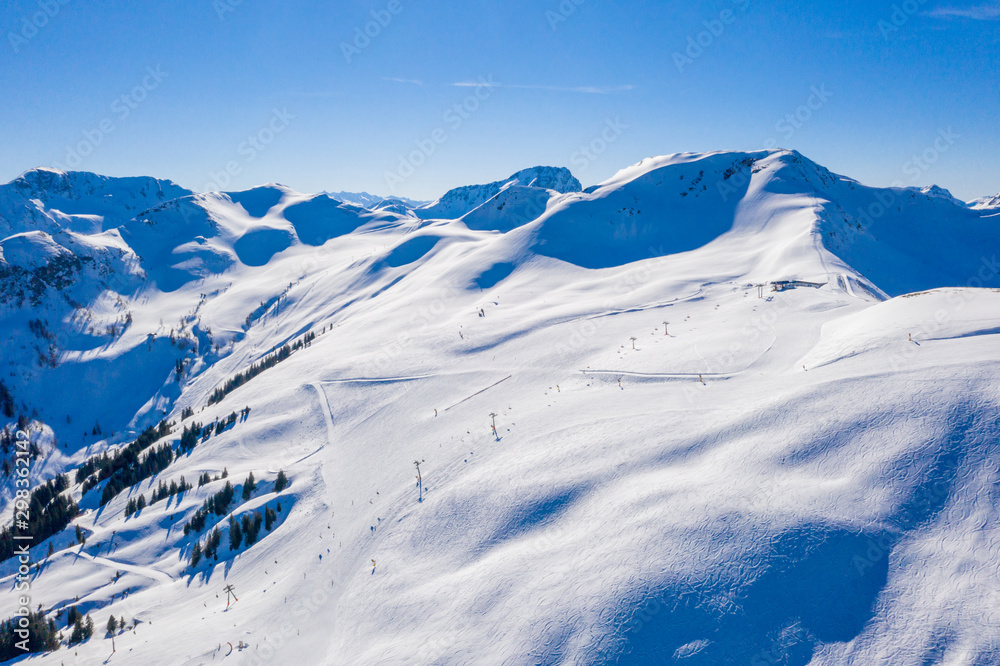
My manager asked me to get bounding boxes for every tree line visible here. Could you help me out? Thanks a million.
[207,331,316,406]
[0,474,79,562]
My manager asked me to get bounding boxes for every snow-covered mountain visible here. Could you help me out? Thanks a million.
[0,168,190,236]
[414,165,582,220]
[971,192,1000,210]
[1,150,999,665]
[324,190,427,213]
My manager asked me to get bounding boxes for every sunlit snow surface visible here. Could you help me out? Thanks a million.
[0,151,999,665]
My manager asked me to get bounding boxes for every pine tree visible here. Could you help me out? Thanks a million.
[242,472,256,501]
[275,470,288,492]
[229,516,243,551]
[265,506,277,531]
[69,621,83,645]
[191,541,202,567]
[106,615,117,635]
[243,512,263,545]
[206,527,222,559]
[84,615,94,639]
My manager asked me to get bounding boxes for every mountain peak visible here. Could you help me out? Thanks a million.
[416,165,581,219]
[504,166,582,193]
[971,192,1000,209]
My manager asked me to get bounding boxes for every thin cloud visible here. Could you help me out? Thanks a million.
[382,77,424,86]
[447,82,635,94]
[926,2,1000,19]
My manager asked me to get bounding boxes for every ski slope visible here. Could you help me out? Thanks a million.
[0,150,999,665]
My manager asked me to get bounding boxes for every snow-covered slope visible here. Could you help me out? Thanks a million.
[1,150,999,665]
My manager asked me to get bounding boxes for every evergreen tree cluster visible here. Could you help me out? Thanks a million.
[193,503,284,567]
[0,474,78,562]
[228,515,242,550]
[76,420,172,493]
[27,318,54,341]
[183,481,235,535]
[0,380,14,418]
[241,472,257,501]
[242,512,263,546]
[180,406,195,421]
[274,470,289,492]
[216,412,238,436]
[0,610,59,658]
[68,614,93,645]
[203,527,222,560]
[98,443,174,506]
[124,494,147,516]
[207,331,315,406]
[190,541,202,566]
[179,421,205,452]
[150,476,192,504]
[1,427,16,457]
[196,468,228,488]
[180,412,240,453]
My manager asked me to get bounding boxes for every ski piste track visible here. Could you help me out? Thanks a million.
[581,370,735,382]
[73,548,174,585]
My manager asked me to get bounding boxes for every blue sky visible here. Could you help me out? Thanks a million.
[1,0,998,200]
